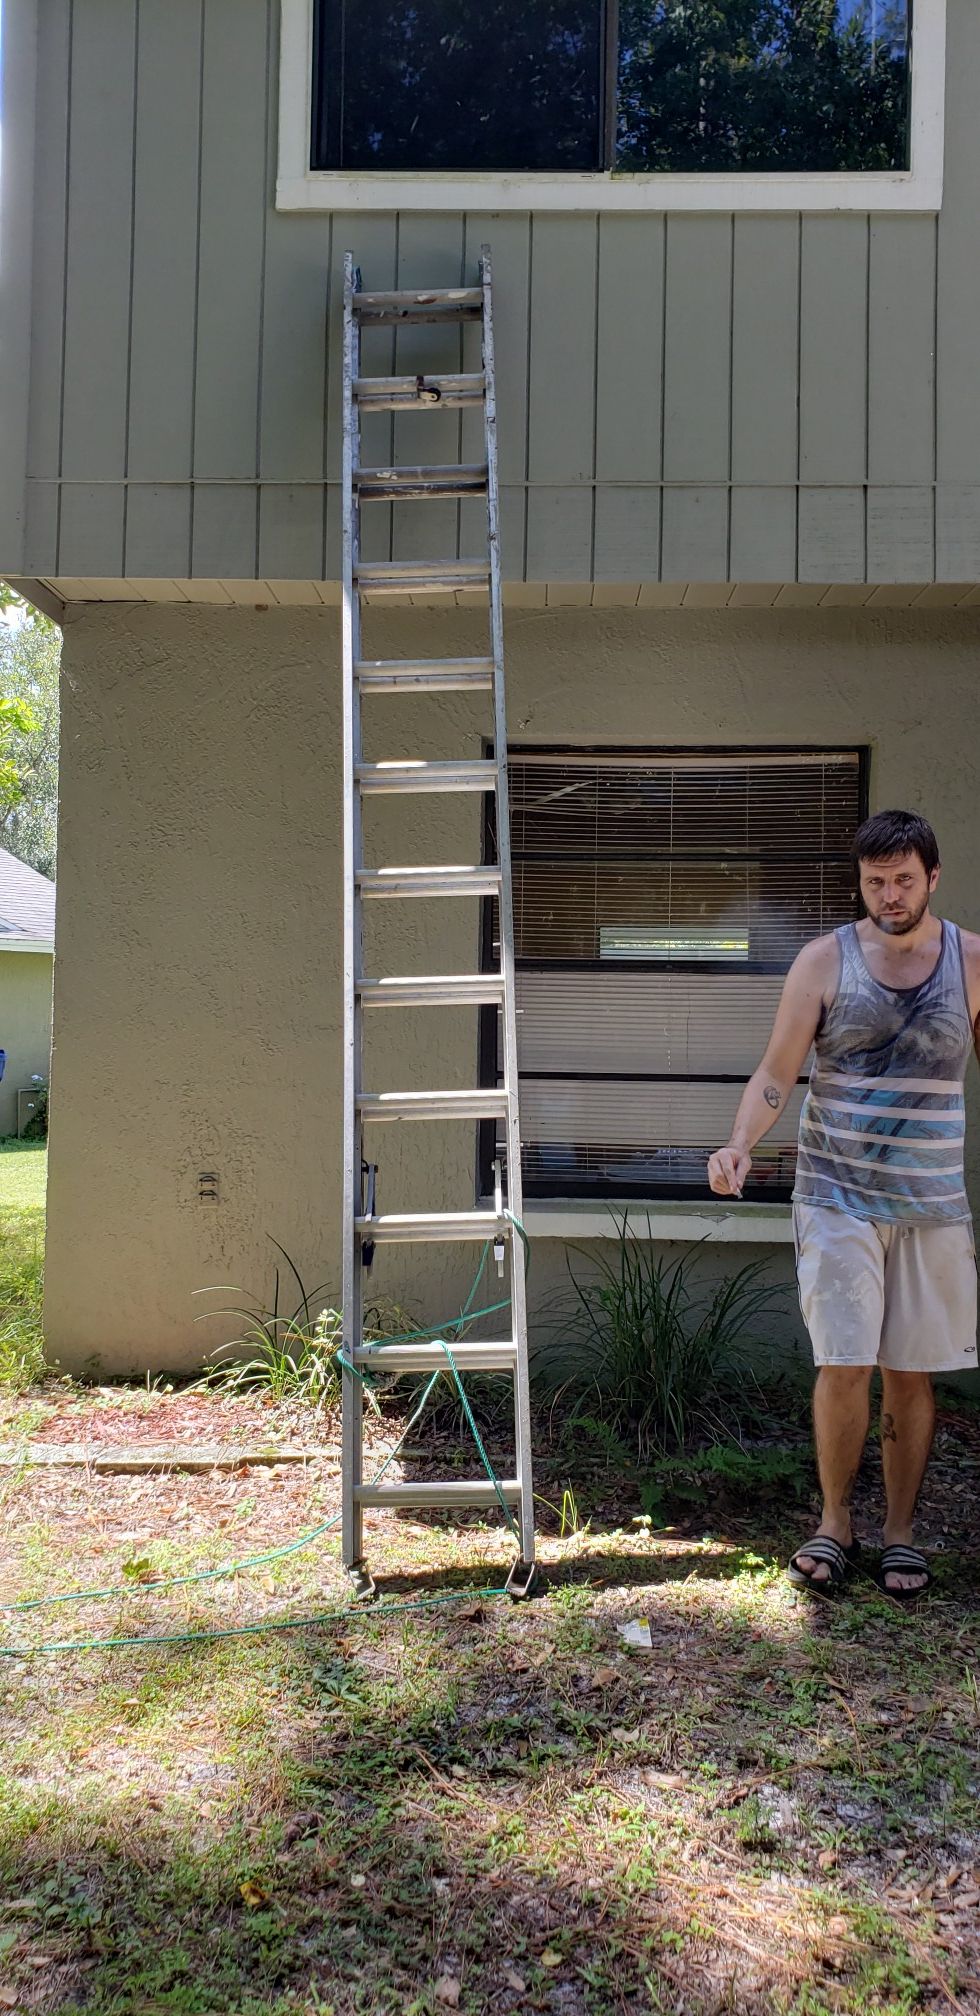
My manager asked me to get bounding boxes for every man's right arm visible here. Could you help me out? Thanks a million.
[707,937,836,1197]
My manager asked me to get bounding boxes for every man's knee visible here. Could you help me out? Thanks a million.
[880,1366,934,1401]
[815,1364,873,1396]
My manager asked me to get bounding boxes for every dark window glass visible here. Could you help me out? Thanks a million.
[312,0,911,175]
[617,0,911,173]
[312,0,606,173]
[480,749,866,1201]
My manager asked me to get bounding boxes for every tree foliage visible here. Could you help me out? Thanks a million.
[617,0,910,172]
[0,587,61,880]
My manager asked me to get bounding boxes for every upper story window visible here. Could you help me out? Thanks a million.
[311,0,910,176]
[277,0,944,210]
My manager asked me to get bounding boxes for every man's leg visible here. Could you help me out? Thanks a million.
[795,1366,873,1582]
[879,1368,935,1593]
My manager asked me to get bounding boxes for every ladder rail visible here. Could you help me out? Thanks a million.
[481,244,536,1570]
[338,247,537,1591]
[341,254,365,1574]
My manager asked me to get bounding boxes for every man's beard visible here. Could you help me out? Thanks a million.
[869,894,931,936]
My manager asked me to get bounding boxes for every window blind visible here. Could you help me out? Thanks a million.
[482,748,865,1199]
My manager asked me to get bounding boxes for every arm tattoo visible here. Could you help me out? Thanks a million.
[763,1084,781,1110]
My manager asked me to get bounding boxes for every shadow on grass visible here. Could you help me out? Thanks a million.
[1,1574,975,2015]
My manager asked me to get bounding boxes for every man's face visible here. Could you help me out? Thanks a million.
[858,850,939,936]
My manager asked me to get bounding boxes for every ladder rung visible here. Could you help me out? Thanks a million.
[356,560,489,597]
[353,288,482,325]
[356,657,494,694]
[358,973,505,1007]
[355,464,488,502]
[354,1480,521,1509]
[358,1089,509,1122]
[355,1211,510,1244]
[356,760,497,796]
[355,1341,517,1374]
[354,372,486,411]
[356,866,500,899]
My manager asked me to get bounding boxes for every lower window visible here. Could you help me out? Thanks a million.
[480,746,867,1201]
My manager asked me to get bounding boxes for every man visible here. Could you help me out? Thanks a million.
[708,810,980,1599]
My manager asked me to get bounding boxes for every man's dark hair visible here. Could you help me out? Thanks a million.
[852,809,940,878]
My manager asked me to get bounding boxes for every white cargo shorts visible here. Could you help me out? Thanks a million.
[793,1202,979,1373]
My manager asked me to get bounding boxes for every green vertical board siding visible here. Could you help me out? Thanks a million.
[729,489,796,582]
[799,219,868,488]
[593,488,661,581]
[193,0,269,485]
[526,491,593,581]
[731,219,799,487]
[258,3,330,499]
[937,0,980,485]
[866,489,934,582]
[663,218,732,485]
[798,489,866,582]
[60,0,136,516]
[661,489,729,581]
[868,220,935,487]
[527,217,598,488]
[0,0,39,570]
[58,486,126,576]
[595,217,664,485]
[25,0,70,492]
[11,0,980,589]
[128,0,203,489]
[126,487,194,579]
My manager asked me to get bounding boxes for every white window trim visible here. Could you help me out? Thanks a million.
[277,0,945,214]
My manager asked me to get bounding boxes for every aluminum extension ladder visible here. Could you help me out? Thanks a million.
[340,248,537,1599]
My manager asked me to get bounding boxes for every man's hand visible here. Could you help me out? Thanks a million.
[707,1145,752,1197]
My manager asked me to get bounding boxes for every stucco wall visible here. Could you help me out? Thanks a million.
[45,599,980,1377]
[0,952,52,1137]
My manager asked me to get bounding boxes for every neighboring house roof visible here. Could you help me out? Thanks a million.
[0,849,55,952]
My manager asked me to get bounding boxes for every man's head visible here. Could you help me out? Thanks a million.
[852,810,941,937]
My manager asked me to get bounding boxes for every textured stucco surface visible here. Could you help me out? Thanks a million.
[0,953,53,1137]
[45,600,980,1376]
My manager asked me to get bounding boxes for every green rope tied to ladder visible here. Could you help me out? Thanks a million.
[0,1219,531,1657]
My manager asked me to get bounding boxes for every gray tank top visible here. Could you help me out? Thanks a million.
[793,920,973,1225]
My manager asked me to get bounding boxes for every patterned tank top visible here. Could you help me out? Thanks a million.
[792,920,974,1225]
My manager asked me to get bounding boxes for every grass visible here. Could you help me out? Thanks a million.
[0,1140,47,1215]
[0,1365,977,2015]
[0,1142,46,1390]
[0,1173,977,2010]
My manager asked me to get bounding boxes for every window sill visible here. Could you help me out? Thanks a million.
[275,167,942,216]
[513,1199,794,1243]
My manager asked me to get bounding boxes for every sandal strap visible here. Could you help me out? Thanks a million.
[880,1544,928,1571]
[793,1535,847,1571]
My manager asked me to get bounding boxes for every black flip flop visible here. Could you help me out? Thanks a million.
[878,1544,932,1602]
[786,1532,861,1599]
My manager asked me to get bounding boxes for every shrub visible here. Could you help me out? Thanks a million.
[543,1214,786,1458]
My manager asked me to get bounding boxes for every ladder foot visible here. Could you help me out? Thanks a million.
[345,1560,378,1603]
[505,1558,547,1602]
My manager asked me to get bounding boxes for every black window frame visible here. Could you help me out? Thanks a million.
[478,742,870,1204]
